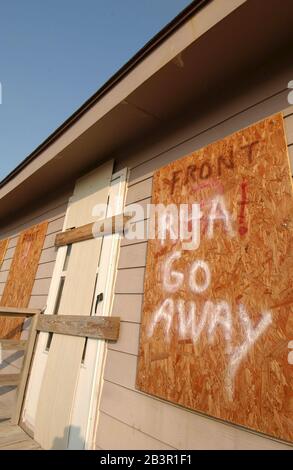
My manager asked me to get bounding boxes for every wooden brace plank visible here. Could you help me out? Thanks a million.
[0,374,21,386]
[55,214,132,247]
[36,315,120,341]
[0,340,27,350]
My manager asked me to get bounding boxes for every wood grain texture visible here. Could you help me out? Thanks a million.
[0,239,9,269]
[36,315,120,341]
[137,113,293,443]
[0,222,48,339]
[55,214,132,247]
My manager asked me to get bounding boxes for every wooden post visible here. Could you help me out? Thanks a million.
[11,312,40,425]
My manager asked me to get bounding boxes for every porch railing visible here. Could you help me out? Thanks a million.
[0,307,120,426]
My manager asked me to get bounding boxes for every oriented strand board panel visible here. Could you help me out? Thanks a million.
[0,239,9,269]
[137,113,293,444]
[0,222,48,339]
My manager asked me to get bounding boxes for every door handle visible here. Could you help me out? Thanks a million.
[95,292,104,313]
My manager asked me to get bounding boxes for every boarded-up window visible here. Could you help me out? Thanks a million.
[0,222,48,339]
[137,113,293,443]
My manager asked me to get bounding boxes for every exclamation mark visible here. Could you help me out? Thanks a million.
[238,180,248,236]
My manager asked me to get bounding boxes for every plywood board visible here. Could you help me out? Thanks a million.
[34,161,113,449]
[0,239,9,269]
[137,113,293,443]
[0,223,48,339]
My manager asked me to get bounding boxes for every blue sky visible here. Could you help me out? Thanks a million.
[0,0,191,180]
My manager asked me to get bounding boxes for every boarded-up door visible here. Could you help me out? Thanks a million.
[33,161,114,449]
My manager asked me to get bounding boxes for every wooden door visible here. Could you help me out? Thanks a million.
[67,169,127,449]
[22,161,122,449]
